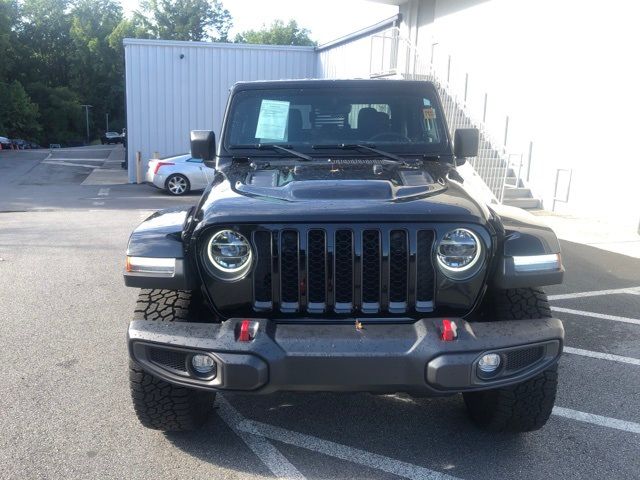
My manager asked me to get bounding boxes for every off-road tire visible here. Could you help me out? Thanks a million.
[491,287,552,320]
[463,287,558,432]
[129,289,215,431]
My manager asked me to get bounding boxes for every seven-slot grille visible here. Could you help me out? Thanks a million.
[252,226,435,315]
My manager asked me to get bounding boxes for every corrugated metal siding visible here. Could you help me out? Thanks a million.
[124,39,317,181]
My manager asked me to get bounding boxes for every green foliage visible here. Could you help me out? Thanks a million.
[134,0,232,42]
[235,20,316,47]
[0,0,19,81]
[1,0,316,145]
[0,81,41,139]
[68,0,127,136]
[26,83,83,145]
[16,0,74,86]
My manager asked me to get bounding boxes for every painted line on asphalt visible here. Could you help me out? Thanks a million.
[564,346,640,366]
[217,397,306,480]
[55,148,115,152]
[98,188,110,196]
[236,419,459,480]
[548,286,640,300]
[42,160,100,169]
[92,201,105,206]
[553,407,640,435]
[551,306,640,326]
[43,157,106,163]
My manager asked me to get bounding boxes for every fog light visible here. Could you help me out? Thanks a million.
[478,353,501,373]
[191,354,216,376]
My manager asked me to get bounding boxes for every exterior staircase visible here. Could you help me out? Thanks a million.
[370,28,542,209]
[429,80,542,209]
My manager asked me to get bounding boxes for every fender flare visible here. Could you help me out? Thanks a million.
[123,207,196,289]
[489,205,564,288]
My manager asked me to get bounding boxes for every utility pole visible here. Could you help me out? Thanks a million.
[106,113,109,132]
[81,105,93,144]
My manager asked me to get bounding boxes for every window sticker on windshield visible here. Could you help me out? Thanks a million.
[423,107,436,120]
[255,99,290,141]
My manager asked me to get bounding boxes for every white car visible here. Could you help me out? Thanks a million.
[146,154,215,195]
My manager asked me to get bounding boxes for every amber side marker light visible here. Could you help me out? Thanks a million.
[125,256,176,276]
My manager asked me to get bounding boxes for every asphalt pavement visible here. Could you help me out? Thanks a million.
[0,147,638,480]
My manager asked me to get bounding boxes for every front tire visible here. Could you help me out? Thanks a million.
[463,287,558,432]
[165,174,190,196]
[128,289,215,431]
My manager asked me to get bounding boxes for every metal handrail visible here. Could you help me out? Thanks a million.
[369,28,533,203]
[552,169,572,211]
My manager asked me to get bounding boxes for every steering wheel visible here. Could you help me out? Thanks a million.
[368,132,412,143]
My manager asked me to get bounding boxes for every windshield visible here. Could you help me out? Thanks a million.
[224,86,448,155]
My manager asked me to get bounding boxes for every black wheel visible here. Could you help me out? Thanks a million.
[128,289,215,431]
[165,174,190,196]
[463,287,558,432]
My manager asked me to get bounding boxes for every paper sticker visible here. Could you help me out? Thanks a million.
[423,107,436,120]
[255,99,290,141]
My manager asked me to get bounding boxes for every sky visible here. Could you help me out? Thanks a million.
[119,0,398,45]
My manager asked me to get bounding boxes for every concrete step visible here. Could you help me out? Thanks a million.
[503,187,532,199]
[502,197,542,209]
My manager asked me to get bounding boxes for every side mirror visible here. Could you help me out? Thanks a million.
[190,130,216,165]
[453,128,479,165]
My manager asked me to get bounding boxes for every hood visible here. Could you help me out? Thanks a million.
[199,159,491,225]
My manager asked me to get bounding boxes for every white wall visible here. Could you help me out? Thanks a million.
[124,39,316,182]
[399,0,640,227]
[317,35,375,79]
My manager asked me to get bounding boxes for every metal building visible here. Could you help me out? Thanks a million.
[123,39,317,182]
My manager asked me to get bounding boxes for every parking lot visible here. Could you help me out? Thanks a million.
[0,147,638,480]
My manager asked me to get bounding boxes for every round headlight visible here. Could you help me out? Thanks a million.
[436,228,483,279]
[206,230,252,280]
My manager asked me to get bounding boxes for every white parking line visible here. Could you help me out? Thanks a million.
[98,188,110,196]
[237,418,460,480]
[551,306,640,326]
[92,201,105,206]
[548,286,640,300]
[553,407,640,435]
[564,346,640,366]
[41,160,100,169]
[43,157,105,163]
[217,397,306,480]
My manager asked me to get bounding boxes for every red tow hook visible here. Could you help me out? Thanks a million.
[238,319,254,342]
[440,319,458,341]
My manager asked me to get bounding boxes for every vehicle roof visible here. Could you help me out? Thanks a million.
[231,78,437,92]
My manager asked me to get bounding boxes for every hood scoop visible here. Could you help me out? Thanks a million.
[236,179,445,202]
[236,163,447,202]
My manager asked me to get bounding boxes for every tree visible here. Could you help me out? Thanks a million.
[235,20,316,47]
[134,0,232,42]
[69,0,126,134]
[26,83,83,145]
[15,0,74,86]
[0,0,19,82]
[0,81,41,139]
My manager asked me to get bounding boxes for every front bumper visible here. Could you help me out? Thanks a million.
[128,317,563,395]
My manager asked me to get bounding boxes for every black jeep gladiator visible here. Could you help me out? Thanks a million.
[125,79,564,433]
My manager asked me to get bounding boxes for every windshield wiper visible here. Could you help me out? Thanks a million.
[312,143,407,164]
[230,143,312,161]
